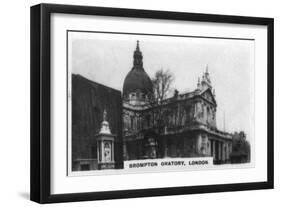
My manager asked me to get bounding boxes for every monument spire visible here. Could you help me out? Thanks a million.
[133,40,143,69]
[200,64,212,90]
[197,77,201,89]
[103,110,107,121]
[99,109,111,134]
[136,40,140,51]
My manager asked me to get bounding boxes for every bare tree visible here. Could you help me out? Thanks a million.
[142,68,175,158]
[146,69,175,134]
[152,68,174,103]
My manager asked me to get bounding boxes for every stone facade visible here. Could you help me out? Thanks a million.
[122,42,232,164]
[71,41,234,172]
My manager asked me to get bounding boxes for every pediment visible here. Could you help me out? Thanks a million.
[200,88,216,106]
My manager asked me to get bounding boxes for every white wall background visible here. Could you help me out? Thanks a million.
[0,0,279,206]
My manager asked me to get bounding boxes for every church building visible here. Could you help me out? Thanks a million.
[122,41,233,164]
[71,40,234,172]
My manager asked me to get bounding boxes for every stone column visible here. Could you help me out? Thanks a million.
[220,142,223,162]
[97,141,99,162]
[197,133,202,155]
[112,140,114,161]
[207,139,211,156]
[123,142,128,160]
[221,142,224,162]
[212,140,216,160]
[101,141,104,162]
[218,142,221,162]
[222,143,225,162]
[225,143,229,161]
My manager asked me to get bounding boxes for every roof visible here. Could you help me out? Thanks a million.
[122,68,153,96]
[122,41,153,97]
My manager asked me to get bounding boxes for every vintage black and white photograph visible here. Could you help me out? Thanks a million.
[67,31,254,175]
[30,4,273,203]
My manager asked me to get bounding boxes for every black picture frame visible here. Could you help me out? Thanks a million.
[30,3,274,204]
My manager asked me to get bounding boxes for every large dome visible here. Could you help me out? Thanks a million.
[123,68,153,96]
[123,41,153,97]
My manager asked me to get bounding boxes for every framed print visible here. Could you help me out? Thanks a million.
[30,3,274,203]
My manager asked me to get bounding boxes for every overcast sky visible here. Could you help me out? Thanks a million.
[69,32,254,142]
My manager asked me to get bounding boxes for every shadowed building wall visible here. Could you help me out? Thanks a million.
[71,74,123,171]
